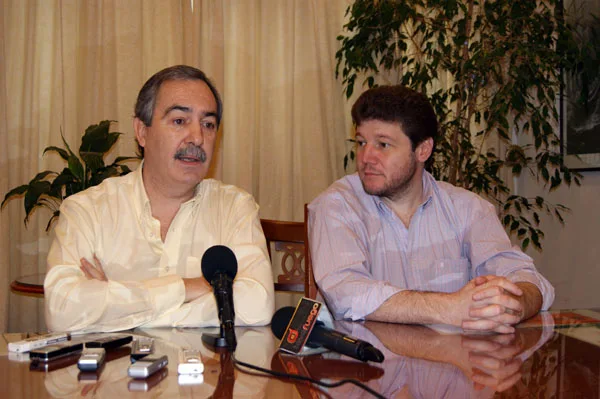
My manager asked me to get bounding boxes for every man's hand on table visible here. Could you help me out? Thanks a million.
[446,275,524,334]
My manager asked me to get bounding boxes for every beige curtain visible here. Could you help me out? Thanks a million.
[0,0,355,333]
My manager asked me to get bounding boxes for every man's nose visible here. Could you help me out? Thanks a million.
[188,122,204,146]
[360,143,376,164]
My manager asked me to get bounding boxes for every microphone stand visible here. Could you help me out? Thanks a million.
[202,273,237,351]
[202,325,229,349]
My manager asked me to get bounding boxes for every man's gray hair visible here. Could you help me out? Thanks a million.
[133,65,223,157]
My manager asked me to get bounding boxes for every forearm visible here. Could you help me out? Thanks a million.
[183,277,212,302]
[44,266,185,332]
[365,290,454,325]
[145,277,274,327]
[515,282,543,321]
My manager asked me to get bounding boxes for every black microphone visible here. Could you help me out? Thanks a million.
[271,306,384,363]
[201,245,238,351]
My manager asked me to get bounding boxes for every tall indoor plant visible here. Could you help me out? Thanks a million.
[336,0,597,250]
[2,120,140,231]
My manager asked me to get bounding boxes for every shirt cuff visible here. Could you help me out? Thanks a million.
[506,270,554,310]
[349,284,404,321]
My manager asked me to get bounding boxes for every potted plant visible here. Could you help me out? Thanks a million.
[2,120,140,231]
[335,0,598,250]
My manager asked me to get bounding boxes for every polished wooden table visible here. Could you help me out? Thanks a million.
[1,309,600,398]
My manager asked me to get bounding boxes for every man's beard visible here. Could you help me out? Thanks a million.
[361,154,418,200]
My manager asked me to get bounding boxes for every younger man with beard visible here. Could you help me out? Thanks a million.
[308,85,554,334]
[45,65,274,332]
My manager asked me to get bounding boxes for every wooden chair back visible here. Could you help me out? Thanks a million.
[260,206,316,299]
[303,204,317,299]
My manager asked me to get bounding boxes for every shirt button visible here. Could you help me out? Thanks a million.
[165,266,170,272]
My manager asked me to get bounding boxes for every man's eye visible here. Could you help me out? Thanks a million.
[378,142,389,149]
[202,121,216,131]
[356,140,366,147]
[173,118,185,125]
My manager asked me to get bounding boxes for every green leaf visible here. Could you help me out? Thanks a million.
[80,152,105,173]
[43,146,69,160]
[535,196,544,207]
[46,210,61,232]
[31,171,57,182]
[89,166,123,186]
[113,156,139,164]
[531,230,541,249]
[67,155,85,184]
[80,121,120,154]
[2,185,29,208]
[555,209,565,224]
[23,181,52,221]
[50,168,79,196]
[61,132,76,159]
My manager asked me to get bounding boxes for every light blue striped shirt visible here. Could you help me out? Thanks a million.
[308,172,554,321]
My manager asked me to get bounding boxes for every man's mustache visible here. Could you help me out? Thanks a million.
[175,144,207,163]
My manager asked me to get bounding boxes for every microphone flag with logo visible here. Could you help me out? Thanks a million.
[275,298,324,355]
[271,298,384,363]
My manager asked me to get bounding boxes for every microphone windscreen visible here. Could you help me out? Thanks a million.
[201,245,238,282]
[271,306,295,339]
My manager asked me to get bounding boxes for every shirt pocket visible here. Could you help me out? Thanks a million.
[416,257,470,293]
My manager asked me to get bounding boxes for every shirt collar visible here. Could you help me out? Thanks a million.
[421,171,435,208]
[133,160,204,209]
[130,161,152,219]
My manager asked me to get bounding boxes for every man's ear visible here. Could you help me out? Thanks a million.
[416,138,434,163]
[133,118,147,148]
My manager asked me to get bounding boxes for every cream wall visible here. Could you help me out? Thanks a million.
[520,171,600,309]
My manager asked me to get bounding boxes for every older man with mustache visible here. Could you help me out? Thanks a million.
[45,65,274,332]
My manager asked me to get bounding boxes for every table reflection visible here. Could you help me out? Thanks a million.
[320,316,554,399]
[40,327,274,399]
[4,310,600,398]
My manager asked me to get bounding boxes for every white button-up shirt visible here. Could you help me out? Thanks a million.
[45,165,274,332]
